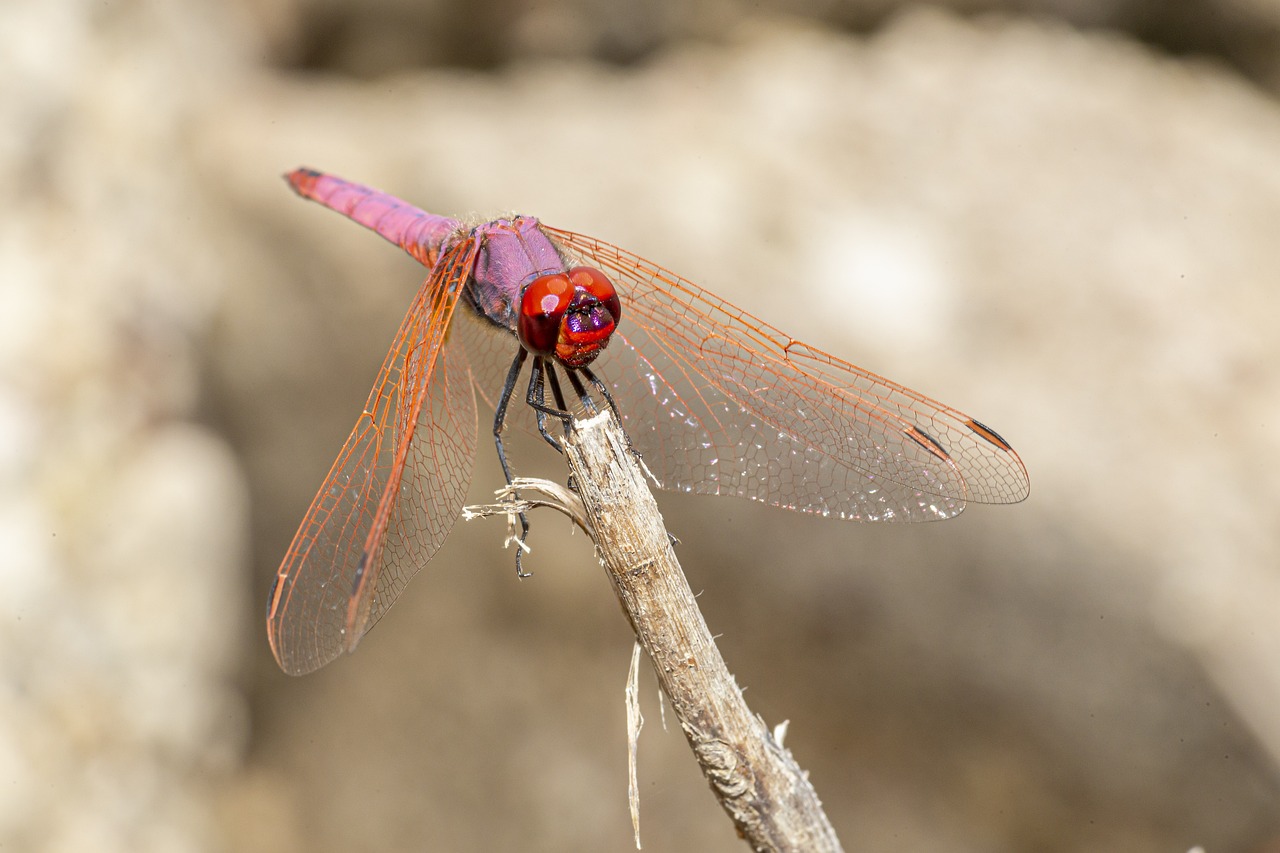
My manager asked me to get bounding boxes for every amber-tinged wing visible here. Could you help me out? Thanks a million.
[530,227,1030,522]
[267,239,479,675]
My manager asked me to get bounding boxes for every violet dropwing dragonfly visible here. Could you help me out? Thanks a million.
[267,168,1030,675]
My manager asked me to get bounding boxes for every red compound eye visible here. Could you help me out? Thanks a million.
[568,267,620,327]
[518,273,574,355]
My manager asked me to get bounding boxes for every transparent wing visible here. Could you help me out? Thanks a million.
[267,240,479,675]
[532,226,1029,522]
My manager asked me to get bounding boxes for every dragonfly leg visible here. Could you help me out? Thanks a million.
[494,348,528,481]
[494,349,532,578]
[563,369,597,417]
[578,365,641,461]
[569,367,671,547]
[578,366,622,422]
[544,367,573,441]
[526,357,573,452]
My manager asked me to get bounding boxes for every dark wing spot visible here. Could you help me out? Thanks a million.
[966,418,1014,452]
[266,572,285,619]
[350,551,369,598]
[904,424,950,463]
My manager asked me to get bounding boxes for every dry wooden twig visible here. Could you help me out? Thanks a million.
[465,412,842,849]
[562,410,843,852]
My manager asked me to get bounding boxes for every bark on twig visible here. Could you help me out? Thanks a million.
[563,410,843,853]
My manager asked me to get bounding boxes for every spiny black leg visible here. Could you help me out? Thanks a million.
[550,370,587,495]
[527,357,577,449]
[579,364,642,465]
[545,367,571,440]
[579,365,624,426]
[527,357,563,454]
[493,349,528,484]
[525,362,584,519]
[564,369,597,417]
[566,366,670,547]
[494,349,532,577]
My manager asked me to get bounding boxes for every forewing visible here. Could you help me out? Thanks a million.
[267,240,479,675]
[543,227,1030,522]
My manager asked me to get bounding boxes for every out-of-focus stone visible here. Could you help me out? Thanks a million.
[266,0,1280,91]
[0,1,251,851]
[7,0,1280,850]
[212,9,1280,851]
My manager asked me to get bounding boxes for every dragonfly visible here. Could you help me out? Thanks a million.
[267,168,1030,675]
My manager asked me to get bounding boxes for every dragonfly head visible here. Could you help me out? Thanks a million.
[518,266,621,369]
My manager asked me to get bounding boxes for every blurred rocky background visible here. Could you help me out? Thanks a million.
[4,0,1280,850]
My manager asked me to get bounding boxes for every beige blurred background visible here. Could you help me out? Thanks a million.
[4,0,1280,850]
